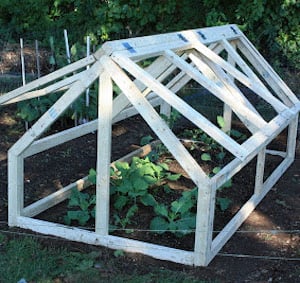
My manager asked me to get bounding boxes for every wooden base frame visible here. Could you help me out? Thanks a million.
[7,114,299,266]
[2,24,300,266]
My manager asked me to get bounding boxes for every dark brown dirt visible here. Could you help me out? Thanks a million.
[0,103,299,282]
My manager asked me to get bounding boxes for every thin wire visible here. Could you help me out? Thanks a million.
[218,253,300,261]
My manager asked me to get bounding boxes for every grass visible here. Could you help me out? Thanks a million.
[0,233,216,283]
[0,233,100,283]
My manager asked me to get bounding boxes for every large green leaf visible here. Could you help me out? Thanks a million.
[175,214,196,235]
[166,173,181,181]
[217,115,225,129]
[216,197,231,211]
[88,168,97,184]
[154,204,169,218]
[140,194,157,206]
[201,153,211,161]
[171,200,193,215]
[158,162,169,171]
[132,177,149,192]
[150,216,169,234]
[114,195,129,210]
[65,210,90,226]
[115,161,130,172]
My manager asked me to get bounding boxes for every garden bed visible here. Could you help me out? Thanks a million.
[20,115,288,251]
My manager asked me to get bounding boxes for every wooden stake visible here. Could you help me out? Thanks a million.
[64,29,71,64]
[86,36,90,108]
[35,39,41,78]
[96,71,113,235]
[20,38,29,130]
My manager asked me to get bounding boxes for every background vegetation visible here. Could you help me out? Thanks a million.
[0,0,299,70]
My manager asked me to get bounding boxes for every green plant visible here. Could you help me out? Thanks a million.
[16,84,98,126]
[69,157,181,231]
[181,120,226,168]
[110,157,180,230]
[150,188,197,236]
[140,135,169,162]
[65,114,246,233]
[17,94,60,123]
[64,188,96,226]
[161,108,181,130]
[181,116,246,164]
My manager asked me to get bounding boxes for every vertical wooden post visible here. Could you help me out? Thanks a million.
[95,71,113,235]
[254,147,266,195]
[8,152,24,226]
[194,182,215,266]
[160,101,171,118]
[223,41,236,133]
[287,115,299,159]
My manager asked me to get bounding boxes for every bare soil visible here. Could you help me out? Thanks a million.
[0,104,299,282]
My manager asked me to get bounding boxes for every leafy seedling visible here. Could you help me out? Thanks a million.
[64,188,96,226]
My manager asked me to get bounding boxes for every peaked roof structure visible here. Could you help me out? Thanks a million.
[1,24,299,266]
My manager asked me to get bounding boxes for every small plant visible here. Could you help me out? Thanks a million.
[216,197,232,211]
[64,188,96,226]
[113,249,125,258]
[16,83,98,126]
[161,108,181,129]
[140,135,169,162]
[150,188,197,236]
[110,157,180,230]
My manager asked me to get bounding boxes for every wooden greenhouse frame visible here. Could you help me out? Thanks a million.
[1,24,299,266]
